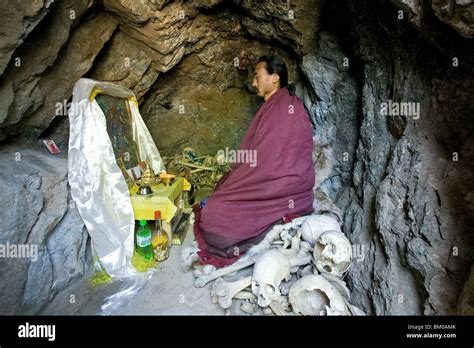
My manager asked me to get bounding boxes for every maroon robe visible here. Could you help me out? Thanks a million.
[198,87,315,259]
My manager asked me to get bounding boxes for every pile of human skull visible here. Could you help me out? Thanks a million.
[185,213,365,316]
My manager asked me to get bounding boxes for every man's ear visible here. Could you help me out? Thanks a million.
[272,73,280,85]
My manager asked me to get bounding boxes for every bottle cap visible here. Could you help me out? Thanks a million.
[154,211,161,219]
[139,220,147,226]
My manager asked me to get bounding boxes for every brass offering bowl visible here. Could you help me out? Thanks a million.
[159,172,176,186]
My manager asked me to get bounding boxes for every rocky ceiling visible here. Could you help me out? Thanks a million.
[0,0,319,155]
[0,0,473,315]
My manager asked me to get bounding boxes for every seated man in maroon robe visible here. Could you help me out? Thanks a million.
[196,55,315,262]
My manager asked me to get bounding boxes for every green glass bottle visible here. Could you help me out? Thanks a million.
[136,220,153,261]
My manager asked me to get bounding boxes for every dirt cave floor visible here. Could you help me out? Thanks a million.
[40,224,225,315]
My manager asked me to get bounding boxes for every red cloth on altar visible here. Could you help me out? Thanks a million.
[197,87,315,261]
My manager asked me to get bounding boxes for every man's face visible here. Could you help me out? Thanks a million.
[252,62,279,100]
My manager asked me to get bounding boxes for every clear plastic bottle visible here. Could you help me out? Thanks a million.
[151,211,169,261]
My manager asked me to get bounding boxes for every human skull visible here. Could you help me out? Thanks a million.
[313,230,352,277]
[251,249,291,307]
[299,214,341,246]
[289,274,349,315]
